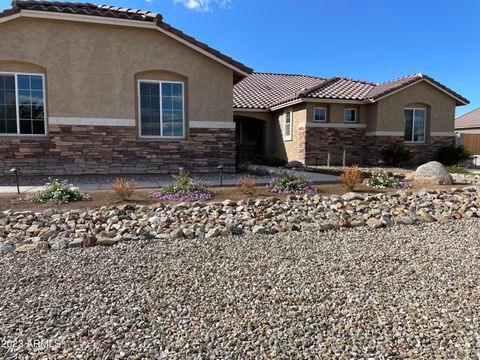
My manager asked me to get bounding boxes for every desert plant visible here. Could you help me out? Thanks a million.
[267,172,316,195]
[259,154,288,167]
[381,143,413,167]
[447,165,471,175]
[112,177,136,201]
[151,169,213,202]
[339,166,362,192]
[27,178,89,204]
[363,171,411,189]
[437,145,472,166]
[238,175,257,196]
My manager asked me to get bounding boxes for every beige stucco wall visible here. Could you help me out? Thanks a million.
[374,81,456,134]
[271,104,306,161]
[304,102,368,124]
[0,17,234,123]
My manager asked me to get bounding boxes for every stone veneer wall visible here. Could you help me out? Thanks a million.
[300,127,455,166]
[300,127,369,166]
[0,125,235,175]
[365,136,456,165]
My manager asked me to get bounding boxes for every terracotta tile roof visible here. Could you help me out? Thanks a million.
[301,77,376,100]
[455,107,480,130]
[233,72,325,109]
[1,1,252,75]
[234,72,469,110]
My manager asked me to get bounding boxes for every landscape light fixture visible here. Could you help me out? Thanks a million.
[217,165,224,187]
[9,168,20,194]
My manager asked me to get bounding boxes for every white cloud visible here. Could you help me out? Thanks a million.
[174,0,231,12]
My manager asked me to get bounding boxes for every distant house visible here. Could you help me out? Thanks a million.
[234,73,469,165]
[455,107,480,157]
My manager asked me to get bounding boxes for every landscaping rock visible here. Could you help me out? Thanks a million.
[68,239,84,249]
[284,160,303,169]
[366,217,383,229]
[1,184,480,254]
[96,238,119,247]
[413,161,453,185]
[252,225,267,235]
[15,243,37,252]
[51,238,68,250]
[0,243,15,255]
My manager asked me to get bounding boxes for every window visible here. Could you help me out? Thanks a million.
[138,80,184,138]
[284,111,292,140]
[314,107,327,122]
[0,73,46,135]
[344,108,356,123]
[404,108,425,142]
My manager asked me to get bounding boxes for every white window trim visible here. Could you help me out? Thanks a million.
[404,107,426,144]
[283,111,292,141]
[313,107,327,123]
[344,108,357,123]
[138,80,186,139]
[0,71,47,137]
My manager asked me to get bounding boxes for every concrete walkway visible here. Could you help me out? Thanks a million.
[0,169,338,194]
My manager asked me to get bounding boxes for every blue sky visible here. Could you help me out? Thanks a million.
[1,0,478,116]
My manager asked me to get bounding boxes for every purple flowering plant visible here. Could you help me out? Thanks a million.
[267,172,316,195]
[150,169,213,202]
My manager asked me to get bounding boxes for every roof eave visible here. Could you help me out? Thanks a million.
[369,78,469,106]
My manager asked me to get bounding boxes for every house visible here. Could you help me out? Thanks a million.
[455,107,480,159]
[0,1,252,175]
[234,73,469,165]
[0,1,470,176]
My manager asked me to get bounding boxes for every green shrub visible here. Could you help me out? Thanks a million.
[260,154,287,167]
[363,171,411,189]
[447,165,471,175]
[267,172,315,195]
[437,145,472,166]
[150,169,213,202]
[381,143,413,167]
[28,179,90,204]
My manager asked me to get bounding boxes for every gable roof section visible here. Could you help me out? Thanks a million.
[234,72,469,110]
[233,73,325,109]
[455,107,480,130]
[0,1,252,77]
[365,73,469,105]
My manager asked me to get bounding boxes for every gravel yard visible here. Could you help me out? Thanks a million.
[1,220,479,358]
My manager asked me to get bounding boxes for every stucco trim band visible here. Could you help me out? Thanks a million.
[431,132,457,137]
[365,131,404,137]
[49,117,136,127]
[189,121,235,129]
[299,122,367,129]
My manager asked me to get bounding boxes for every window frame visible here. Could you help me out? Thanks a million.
[404,107,426,143]
[344,108,357,123]
[0,71,47,137]
[137,79,186,139]
[283,110,292,141]
[313,107,327,122]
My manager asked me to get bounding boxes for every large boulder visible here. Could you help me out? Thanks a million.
[413,161,453,185]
